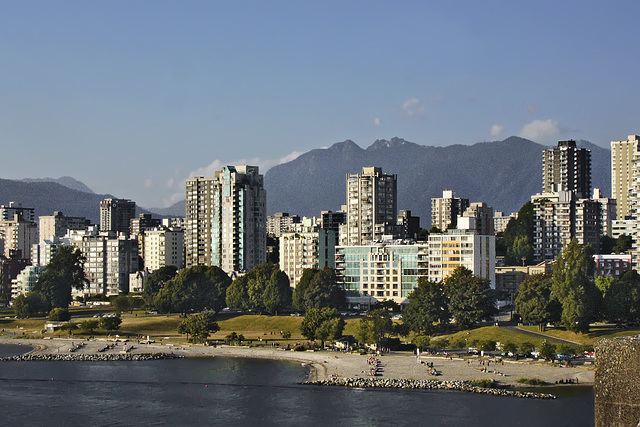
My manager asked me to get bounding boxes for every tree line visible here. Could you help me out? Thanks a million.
[515,238,640,332]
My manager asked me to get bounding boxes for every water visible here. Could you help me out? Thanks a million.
[0,345,594,426]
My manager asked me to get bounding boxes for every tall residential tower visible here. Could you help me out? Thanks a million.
[185,165,266,274]
[345,167,397,245]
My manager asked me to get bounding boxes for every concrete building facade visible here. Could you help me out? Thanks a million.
[266,212,301,238]
[279,218,336,288]
[39,211,91,242]
[186,165,266,274]
[542,140,591,199]
[142,227,184,272]
[431,190,470,231]
[611,135,639,220]
[345,167,397,246]
[100,198,136,234]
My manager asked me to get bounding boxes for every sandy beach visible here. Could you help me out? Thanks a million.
[0,336,593,387]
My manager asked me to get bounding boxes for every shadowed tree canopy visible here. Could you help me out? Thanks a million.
[515,274,561,331]
[355,309,393,346]
[225,263,292,314]
[443,266,497,330]
[292,267,346,312]
[503,202,534,266]
[143,265,178,306]
[551,239,599,333]
[34,246,88,309]
[403,277,449,335]
[300,307,345,345]
[177,312,219,343]
[154,265,231,314]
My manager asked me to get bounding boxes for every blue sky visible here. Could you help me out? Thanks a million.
[1,1,638,208]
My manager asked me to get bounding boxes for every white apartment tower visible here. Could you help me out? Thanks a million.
[431,190,470,231]
[142,228,184,272]
[611,135,639,220]
[186,165,266,274]
[345,167,397,246]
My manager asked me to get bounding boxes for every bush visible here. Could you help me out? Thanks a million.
[450,337,466,349]
[48,308,71,321]
[516,377,549,386]
[478,340,496,352]
[519,341,535,355]
[430,337,449,349]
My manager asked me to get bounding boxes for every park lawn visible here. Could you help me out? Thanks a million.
[440,326,546,348]
[518,325,640,346]
[118,314,183,337]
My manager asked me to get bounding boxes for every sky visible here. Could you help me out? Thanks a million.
[2,1,639,208]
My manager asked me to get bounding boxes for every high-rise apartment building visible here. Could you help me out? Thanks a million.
[68,227,138,296]
[0,214,38,259]
[460,202,495,235]
[431,190,470,231]
[611,135,639,219]
[592,188,616,237]
[39,211,91,242]
[542,140,591,199]
[100,198,136,234]
[0,202,35,223]
[185,165,266,274]
[266,213,301,238]
[279,218,336,288]
[345,167,397,246]
[142,227,184,272]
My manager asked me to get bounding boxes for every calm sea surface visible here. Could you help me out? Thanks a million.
[0,345,593,426]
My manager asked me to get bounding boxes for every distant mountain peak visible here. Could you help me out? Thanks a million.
[367,137,414,151]
[21,176,95,194]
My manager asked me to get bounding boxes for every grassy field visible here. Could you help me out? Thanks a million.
[436,326,546,348]
[518,325,640,346]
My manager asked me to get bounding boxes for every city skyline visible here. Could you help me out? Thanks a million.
[2,1,639,208]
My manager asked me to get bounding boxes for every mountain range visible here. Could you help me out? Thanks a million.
[0,136,611,227]
[264,136,611,227]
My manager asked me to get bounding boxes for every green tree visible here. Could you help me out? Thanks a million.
[503,202,535,265]
[539,340,556,361]
[412,335,431,350]
[403,278,449,334]
[551,239,599,333]
[292,268,346,312]
[478,340,496,352]
[444,267,497,330]
[519,341,535,355]
[430,337,449,349]
[142,265,177,307]
[515,274,561,331]
[111,295,133,314]
[34,246,88,309]
[502,341,518,355]
[225,263,292,313]
[354,309,393,346]
[604,272,640,325]
[13,292,48,318]
[154,265,231,314]
[300,307,343,343]
[613,234,633,253]
[177,312,219,343]
[48,307,71,321]
[79,319,99,334]
[100,316,122,332]
[508,235,533,266]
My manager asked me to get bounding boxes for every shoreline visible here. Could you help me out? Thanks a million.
[0,337,593,389]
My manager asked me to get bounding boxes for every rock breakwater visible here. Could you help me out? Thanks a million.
[305,377,556,399]
[0,353,183,362]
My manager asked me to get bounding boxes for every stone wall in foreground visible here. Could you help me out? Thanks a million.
[595,336,640,427]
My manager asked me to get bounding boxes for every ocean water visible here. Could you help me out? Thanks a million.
[0,345,593,426]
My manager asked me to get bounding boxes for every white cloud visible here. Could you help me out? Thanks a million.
[374,118,381,126]
[165,178,174,189]
[402,98,425,116]
[490,125,504,138]
[519,119,563,143]
[144,179,153,189]
[186,150,305,181]
[163,191,186,207]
